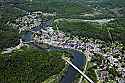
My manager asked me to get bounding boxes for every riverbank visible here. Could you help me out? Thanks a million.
[32,43,86,83]
[1,9,124,82]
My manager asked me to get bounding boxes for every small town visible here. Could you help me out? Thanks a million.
[0,0,125,82]
[1,11,125,83]
[32,25,125,82]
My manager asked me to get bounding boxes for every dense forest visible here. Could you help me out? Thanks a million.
[0,4,26,49]
[0,47,68,82]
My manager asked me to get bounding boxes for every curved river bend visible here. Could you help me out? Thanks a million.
[22,21,86,83]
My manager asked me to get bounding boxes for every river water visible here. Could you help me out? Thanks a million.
[22,20,86,83]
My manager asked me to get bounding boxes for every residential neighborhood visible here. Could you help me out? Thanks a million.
[32,25,125,82]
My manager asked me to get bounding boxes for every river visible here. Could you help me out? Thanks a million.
[22,20,86,83]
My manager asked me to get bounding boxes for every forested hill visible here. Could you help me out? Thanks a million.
[96,0,125,8]
[1,0,125,18]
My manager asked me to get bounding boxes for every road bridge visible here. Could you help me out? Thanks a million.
[62,57,94,83]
